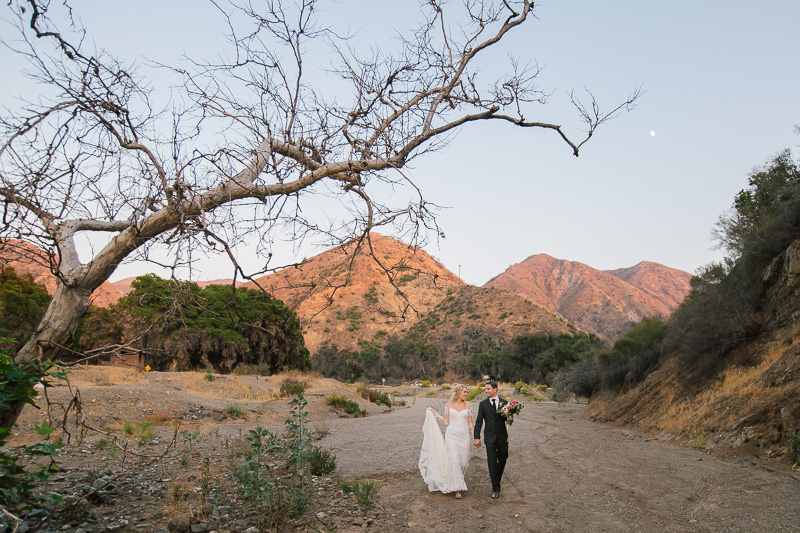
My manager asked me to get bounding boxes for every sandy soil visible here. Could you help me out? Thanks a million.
[5,369,800,532]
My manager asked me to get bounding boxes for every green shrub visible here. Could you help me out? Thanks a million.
[224,403,246,418]
[466,387,483,401]
[123,420,156,445]
[340,479,378,510]
[280,378,306,397]
[441,384,452,390]
[204,371,215,382]
[420,380,431,388]
[357,385,392,408]
[325,392,349,409]
[0,341,66,511]
[229,395,328,530]
[309,446,337,475]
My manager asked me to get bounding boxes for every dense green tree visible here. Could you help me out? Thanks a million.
[78,275,309,373]
[0,267,51,351]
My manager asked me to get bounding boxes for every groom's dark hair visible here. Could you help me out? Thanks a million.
[486,380,498,390]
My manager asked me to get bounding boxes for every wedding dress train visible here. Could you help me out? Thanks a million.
[419,405,474,493]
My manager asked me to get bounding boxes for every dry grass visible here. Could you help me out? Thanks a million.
[67,365,147,387]
[144,412,174,424]
[166,372,274,401]
[658,336,791,435]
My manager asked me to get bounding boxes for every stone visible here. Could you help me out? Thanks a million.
[167,514,192,533]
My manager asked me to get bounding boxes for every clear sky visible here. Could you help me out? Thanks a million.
[2,1,799,285]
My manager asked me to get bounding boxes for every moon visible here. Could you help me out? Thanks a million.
[650,130,656,137]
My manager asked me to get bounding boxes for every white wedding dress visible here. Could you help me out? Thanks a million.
[419,404,474,493]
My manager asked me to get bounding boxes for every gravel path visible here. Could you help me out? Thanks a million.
[320,398,800,532]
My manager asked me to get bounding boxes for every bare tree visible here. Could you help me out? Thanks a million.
[0,0,640,425]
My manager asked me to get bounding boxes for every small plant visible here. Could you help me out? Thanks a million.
[0,343,67,512]
[357,385,392,408]
[326,392,349,409]
[280,378,306,397]
[200,456,212,505]
[204,371,215,382]
[691,431,709,449]
[466,387,483,401]
[441,384,452,390]
[309,446,337,475]
[122,420,156,445]
[420,380,432,388]
[313,420,330,439]
[787,432,800,453]
[224,403,246,418]
[498,312,508,320]
[340,479,378,510]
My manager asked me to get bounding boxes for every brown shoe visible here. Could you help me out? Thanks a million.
[491,492,499,499]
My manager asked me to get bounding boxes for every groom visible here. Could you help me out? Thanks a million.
[473,381,508,499]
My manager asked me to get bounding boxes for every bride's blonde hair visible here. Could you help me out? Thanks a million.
[449,384,468,402]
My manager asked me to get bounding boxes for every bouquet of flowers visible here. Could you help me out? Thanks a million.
[497,399,523,425]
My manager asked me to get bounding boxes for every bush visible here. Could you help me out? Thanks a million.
[309,446,336,475]
[340,479,378,510]
[224,403,246,418]
[0,340,66,512]
[326,392,366,417]
[280,378,306,397]
[420,380,431,388]
[555,318,666,395]
[357,385,392,407]
[466,387,483,401]
[229,395,328,530]
[122,420,156,445]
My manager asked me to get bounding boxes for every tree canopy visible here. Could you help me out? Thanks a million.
[75,275,309,373]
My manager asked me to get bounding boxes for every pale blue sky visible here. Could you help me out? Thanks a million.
[2,1,799,285]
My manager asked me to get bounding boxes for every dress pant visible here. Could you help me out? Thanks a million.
[486,439,508,492]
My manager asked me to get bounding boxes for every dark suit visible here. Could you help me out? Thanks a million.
[473,396,509,493]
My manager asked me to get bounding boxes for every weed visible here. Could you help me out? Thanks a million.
[204,371,215,382]
[122,420,156,445]
[280,378,306,397]
[357,385,392,408]
[466,387,483,401]
[787,432,800,453]
[691,431,709,449]
[340,479,378,510]
[224,403,246,418]
[229,394,337,529]
[420,380,431,388]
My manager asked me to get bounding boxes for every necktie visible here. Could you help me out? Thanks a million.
[492,399,496,410]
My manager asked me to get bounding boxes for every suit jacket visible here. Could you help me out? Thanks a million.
[473,396,509,444]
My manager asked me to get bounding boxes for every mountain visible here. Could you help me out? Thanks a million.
[485,254,692,341]
[424,285,579,352]
[0,240,124,307]
[241,233,467,353]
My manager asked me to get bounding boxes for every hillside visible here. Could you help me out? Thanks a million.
[241,233,467,353]
[586,239,800,465]
[485,254,692,341]
[424,285,579,354]
[0,240,124,307]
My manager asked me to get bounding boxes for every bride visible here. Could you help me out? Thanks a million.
[419,384,475,499]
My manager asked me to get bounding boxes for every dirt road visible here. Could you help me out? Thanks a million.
[321,397,800,532]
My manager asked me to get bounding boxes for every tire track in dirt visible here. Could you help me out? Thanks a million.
[320,398,800,532]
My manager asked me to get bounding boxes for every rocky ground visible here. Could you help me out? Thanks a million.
[3,367,800,532]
